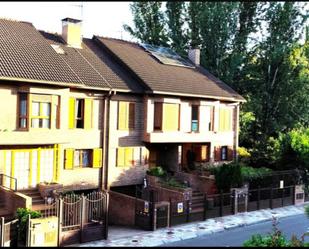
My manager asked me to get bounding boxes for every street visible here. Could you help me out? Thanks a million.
[162,213,309,247]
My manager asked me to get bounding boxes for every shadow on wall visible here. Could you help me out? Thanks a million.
[109,164,148,188]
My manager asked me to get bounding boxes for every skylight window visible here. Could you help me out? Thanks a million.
[140,43,194,68]
[51,44,65,54]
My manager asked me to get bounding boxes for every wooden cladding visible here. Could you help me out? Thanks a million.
[154,102,180,131]
[118,101,135,130]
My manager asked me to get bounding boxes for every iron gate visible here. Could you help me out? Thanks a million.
[58,191,108,246]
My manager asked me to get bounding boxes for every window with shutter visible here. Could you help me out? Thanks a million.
[116,147,134,167]
[84,99,93,130]
[118,101,135,130]
[154,102,163,130]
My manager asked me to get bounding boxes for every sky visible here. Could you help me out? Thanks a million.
[0,1,135,40]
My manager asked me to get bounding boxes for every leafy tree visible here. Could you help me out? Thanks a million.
[187,1,203,48]
[165,1,188,56]
[123,2,168,46]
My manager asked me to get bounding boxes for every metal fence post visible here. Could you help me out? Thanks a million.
[26,214,31,247]
[257,186,261,210]
[104,192,109,240]
[220,190,223,217]
[281,188,284,207]
[203,194,207,221]
[186,200,191,223]
[270,187,273,209]
[169,198,172,227]
[292,185,296,205]
[152,203,157,231]
[57,198,63,247]
[0,217,4,247]
[80,195,85,243]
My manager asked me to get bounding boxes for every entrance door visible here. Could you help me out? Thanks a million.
[13,151,31,190]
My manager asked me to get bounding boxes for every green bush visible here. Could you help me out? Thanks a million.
[146,166,166,177]
[162,177,187,189]
[241,166,272,182]
[243,218,308,247]
[305,205,309,219]
[16,208,42,244]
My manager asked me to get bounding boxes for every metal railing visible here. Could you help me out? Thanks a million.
[0,174,17,192]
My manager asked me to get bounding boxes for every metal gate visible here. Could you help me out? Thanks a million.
[0,217,18,247]
[58,191,108,246]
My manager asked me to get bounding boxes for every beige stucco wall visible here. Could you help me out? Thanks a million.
[0,83,104,189]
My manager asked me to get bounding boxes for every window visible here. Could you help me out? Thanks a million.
[75,99,84,128]
[31,101,51,128]
[118,101,135,130]
[18,93,59,130]
[191,105,199,132]
[154,102,163,130]
[205,106,214,131]
[18,93,28,129]
[221,146,228,160]
[193,144,210,162]
[117,147,134,167]
[219,107,233,131]
[74,149,92,168]
[68,98,93,129]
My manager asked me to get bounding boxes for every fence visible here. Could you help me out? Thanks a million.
[0,217,18,247]
[136,185,298,230]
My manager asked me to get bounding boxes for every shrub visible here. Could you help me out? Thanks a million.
[146,166,166,177]
[16,208,42,244]
[305,205,309,219]
[162,177,187,189]
[241,166,272,182]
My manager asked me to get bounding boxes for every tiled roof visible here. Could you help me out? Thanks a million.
[95,37,245,101]
[0,19,143,92]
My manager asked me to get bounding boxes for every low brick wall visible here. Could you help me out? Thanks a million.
[148,185,192,202]
[108,190,143,226]
[175,172,217,194]
[0,187,31,216]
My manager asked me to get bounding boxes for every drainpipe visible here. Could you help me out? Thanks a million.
[101,90,116,190]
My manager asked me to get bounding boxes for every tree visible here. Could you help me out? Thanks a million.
[165,1,188,56]
[123,2,168,46]
[187,2,203,48]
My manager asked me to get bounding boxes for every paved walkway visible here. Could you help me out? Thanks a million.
[72,203,308,247]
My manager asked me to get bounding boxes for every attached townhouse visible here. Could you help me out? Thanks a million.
[0,17,244,217]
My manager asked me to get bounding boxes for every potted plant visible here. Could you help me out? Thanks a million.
[38,181,63,199]
[146,166,166,187]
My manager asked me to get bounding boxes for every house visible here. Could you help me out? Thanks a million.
[92,37,245,191]
[0,17,244,219]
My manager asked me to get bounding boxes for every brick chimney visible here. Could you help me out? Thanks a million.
[188,48,200,66]
[61,17,82,48]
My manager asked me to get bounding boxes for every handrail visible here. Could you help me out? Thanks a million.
[0,174,17,192]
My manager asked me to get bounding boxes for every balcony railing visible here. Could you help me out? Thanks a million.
[0,174,17,192]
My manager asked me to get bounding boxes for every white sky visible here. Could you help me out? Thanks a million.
[0,1,135,41]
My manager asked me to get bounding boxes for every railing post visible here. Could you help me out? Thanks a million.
[186,200,191,223]
[220,190,223,217]
[57,198,63,247]
[270,187,273,209]
[104,192,109,240]
[80,195,85,243]
[203,194,207,221]
[292,185,296,205]
[0,217,4,247]
[26,214,31,247]
[257,186,261,210]
[169,198,172,227]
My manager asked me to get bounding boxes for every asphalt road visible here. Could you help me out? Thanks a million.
[162,213,309,247]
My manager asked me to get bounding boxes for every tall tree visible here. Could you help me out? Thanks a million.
[187,2,203,48]
[165,1,188,56]
[123,2,168,46]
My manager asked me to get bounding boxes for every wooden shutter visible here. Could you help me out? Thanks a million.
[201,145,208,161]
[163,103,179,131]
[154,102,163,130]
[149,150,157,167]
[219,108,225,131]
[92,148,102,168]
[118,102,128,130]
[227,146,234,161]
[84,98,93,130]
[68,97,75,129]
[210,106,214,131]
[125,147,134,166]
[64,149,74,169]
[117,148,125,167]
[128,103,135,129]
[214,146,221,161]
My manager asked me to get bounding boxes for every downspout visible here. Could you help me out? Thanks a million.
[101,90,116,190]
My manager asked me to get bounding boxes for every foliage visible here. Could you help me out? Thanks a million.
[16,208,42,243]
[243,217,308,247]
[237,147,251,164]
[210,162,271,191]
[305,205,309,219]
[146,166,166,177]
[123,2,168,46]
[162,177,187,189]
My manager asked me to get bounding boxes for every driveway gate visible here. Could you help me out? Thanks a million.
[58,191,109,246]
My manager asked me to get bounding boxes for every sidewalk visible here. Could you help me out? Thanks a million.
[73,203,308,247]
